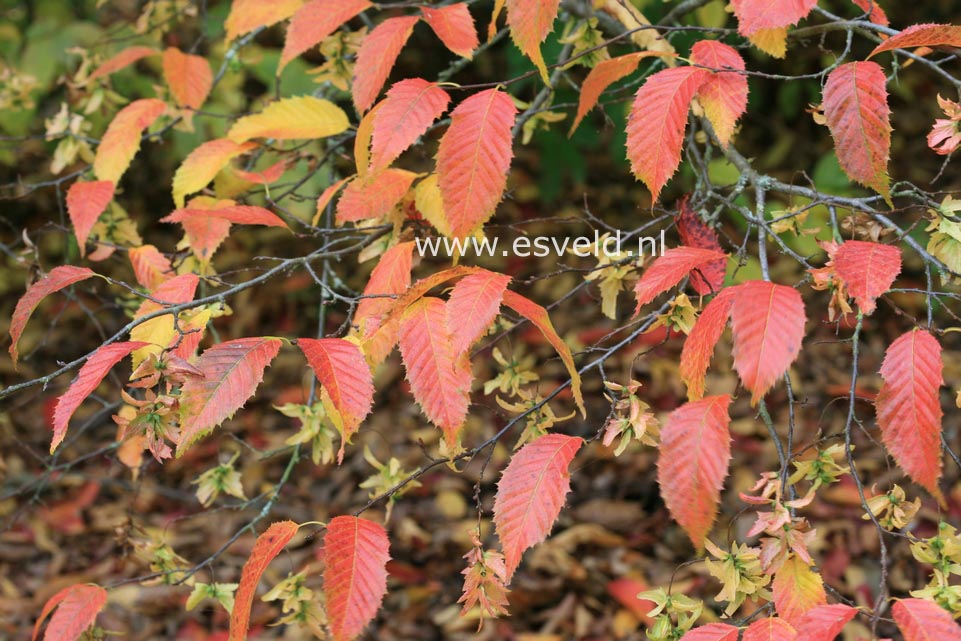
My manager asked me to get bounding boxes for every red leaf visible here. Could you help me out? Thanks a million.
[742,617,798,641]
[324,516,390,641]
[128,245,174,289]
[850,0,888,25]
[52,342,149,453]
[772,555,827,627]
[634,246,728,313]
[177,337,283,454]
[731,0,817,36]
[436,88,516,238]
[657,395,732,549]
[570,52,664,135]
[422,3,479,59]
[229,521,300,641]
[505,0,560,83]
[729,280,805,405]
[892,598,961,641]
[353,16,419,113]
[869,23,961,58]
[680,623,740,641]
[297,338,374,459]
[680,287,736,400]
[93,98,166,184]
[172,138,257,207]
[493,433,583,580]
[66,180,115,256]
[88,46,158,82]
[162,48,213,110]
[607,578,656,623]
[232,159,289,184]
[336,169,417,223]
[833,240,901,314]
[677,197,726,295]
[501,290,585,415]
[446,269,511,354]
[876,329,944,501]
[822,61,891,202]
[33,584,108,641]
[690,40,749,147]
[627,66,710,201]
[354,242,415,337]
[280,0,371,71]
[399,297,470,448]
[793,603,857,641]
[370,79,450,174]
[10,265,96,368]
[225,0,302,41]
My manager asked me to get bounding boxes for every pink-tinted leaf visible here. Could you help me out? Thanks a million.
[352,16,419,113]
[65,181,114,256]
[370,79,450,174]
[88,46,158,82]
[690,40,749,147]
[676,197,726,295]
[324,516,390,641]
[493,433,583,580]
[793,603,858,641]
[869,23,961,58]
[280,0,372,71]
[446,269,511,354]
[571,52,667,135]
[680,623,740,641]
[633,246,728,313]
[833,240,901,314]
[422,3,479,59]
[742,617,798,641]
[892,598,961,641]
[33,584,108,641]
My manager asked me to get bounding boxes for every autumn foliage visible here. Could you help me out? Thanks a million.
[7,1,961,641]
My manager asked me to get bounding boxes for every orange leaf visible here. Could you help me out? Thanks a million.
[227,96,349,142]
[352,16,420,114]
[793,603,857,641]
[833,240,901,314]
[680,623,740,641]
[10,265,96,368]
[436,88,516,239]
[850,0,888,25]
[822,61,891,202]
[772,555,827,627]
[626,66,710,201]
[93,98,166,184]
[570,52,658,135]
[88,46,158,82]
[130,273,200,367]
[52,341,149,453]
[731,0,817,37]
[280,0,371,71]
[128,245,174,289]
[177,337,282,454]
[336,169,417,224]
[893,598,961,641]
[297,338,374,458]
[324,516,390,641]
[225,0,303,42]
[162,48,213,110]
[172,138,257,207]
[876,329,944,501]
[33,583,108,641]
[657,395,731,549]
[312,177,353,226]
[633,246,728,313]
[680,287,736,400]
[354,241,415,337]
[399,297,471,448]
[493,433,583,580]
[181,216,232,263]
[446,269,511,354]
[370,79,450,174]
[869,24,961,58]
[677,197,726,295]
[229,521,300,641]
[501,289,585,416]
[232,159,288,184]
[690,40,749,147]
[742,617,797,641]
[729,280,805,405]
[164,202,286,227]
[422,3,479,59]
[505,0,560,83]
[65,180,114,256]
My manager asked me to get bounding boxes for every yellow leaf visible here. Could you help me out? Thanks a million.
[749,28,788,58]
[413,174,452,237]
[227,96,350,142]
